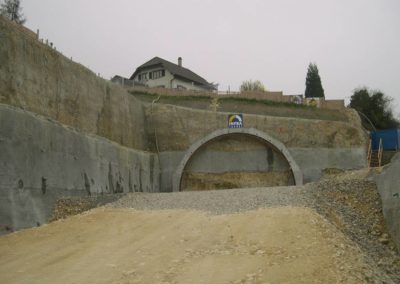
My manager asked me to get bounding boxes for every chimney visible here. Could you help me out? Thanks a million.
[178,57,182,67]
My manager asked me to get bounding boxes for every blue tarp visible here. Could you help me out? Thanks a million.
[370,129,400,150]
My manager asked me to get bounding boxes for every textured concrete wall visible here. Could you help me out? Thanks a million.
[0,104,159,232]
[0,17,150,151]
[373,153,400,249]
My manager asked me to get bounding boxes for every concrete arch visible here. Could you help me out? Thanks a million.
[172,128,303,192]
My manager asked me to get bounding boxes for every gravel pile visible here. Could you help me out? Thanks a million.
[107,186,311,214]
[108,172,400,283]
[309,178,400,283]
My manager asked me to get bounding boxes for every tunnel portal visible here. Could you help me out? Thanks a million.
[173,128,303,192]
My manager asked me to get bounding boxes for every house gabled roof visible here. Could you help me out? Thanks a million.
[129,57,216,90]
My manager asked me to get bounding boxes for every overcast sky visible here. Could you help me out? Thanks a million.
[22,0,400,116]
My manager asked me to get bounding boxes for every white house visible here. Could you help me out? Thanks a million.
[129,57,217,91]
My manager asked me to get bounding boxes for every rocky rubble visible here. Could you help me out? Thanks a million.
[49,194,123,222]
[309,176,400,283]
[49,198,93,222]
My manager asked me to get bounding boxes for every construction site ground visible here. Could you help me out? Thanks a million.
[0,170,399,284]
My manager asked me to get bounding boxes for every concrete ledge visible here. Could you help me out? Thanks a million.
[172,128,303,191]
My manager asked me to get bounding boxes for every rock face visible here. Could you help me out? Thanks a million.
[0,17,150,151]
[148,104,367,152]
[373,153,400,250]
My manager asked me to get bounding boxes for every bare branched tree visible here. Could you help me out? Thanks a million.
[0,0,26,24]
[240,80,266,92]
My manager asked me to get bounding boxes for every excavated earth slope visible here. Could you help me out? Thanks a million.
[0,171,399,284]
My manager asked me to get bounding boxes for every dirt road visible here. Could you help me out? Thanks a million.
[0,206,374,284]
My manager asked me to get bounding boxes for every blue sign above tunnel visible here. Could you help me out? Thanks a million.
[228,114,243,128]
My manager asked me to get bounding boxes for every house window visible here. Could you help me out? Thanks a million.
[177,85,187,90]
[149,70,165,80]
[138,73,147,81]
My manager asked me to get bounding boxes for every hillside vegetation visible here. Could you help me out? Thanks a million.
[130,91,350,122]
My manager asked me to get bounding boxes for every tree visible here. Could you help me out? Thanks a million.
[0,0,26,24]
[349,87,399,130]
[305,63,324,98]
[240,80,266,92]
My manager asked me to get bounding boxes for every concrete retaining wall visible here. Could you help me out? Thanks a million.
[373,153,400,249]
[0,104,159,232]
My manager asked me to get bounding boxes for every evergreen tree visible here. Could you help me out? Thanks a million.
[0,0,26,24]
[305,63,324,98]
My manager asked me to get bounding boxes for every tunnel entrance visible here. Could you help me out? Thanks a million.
[172,128,303,192]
